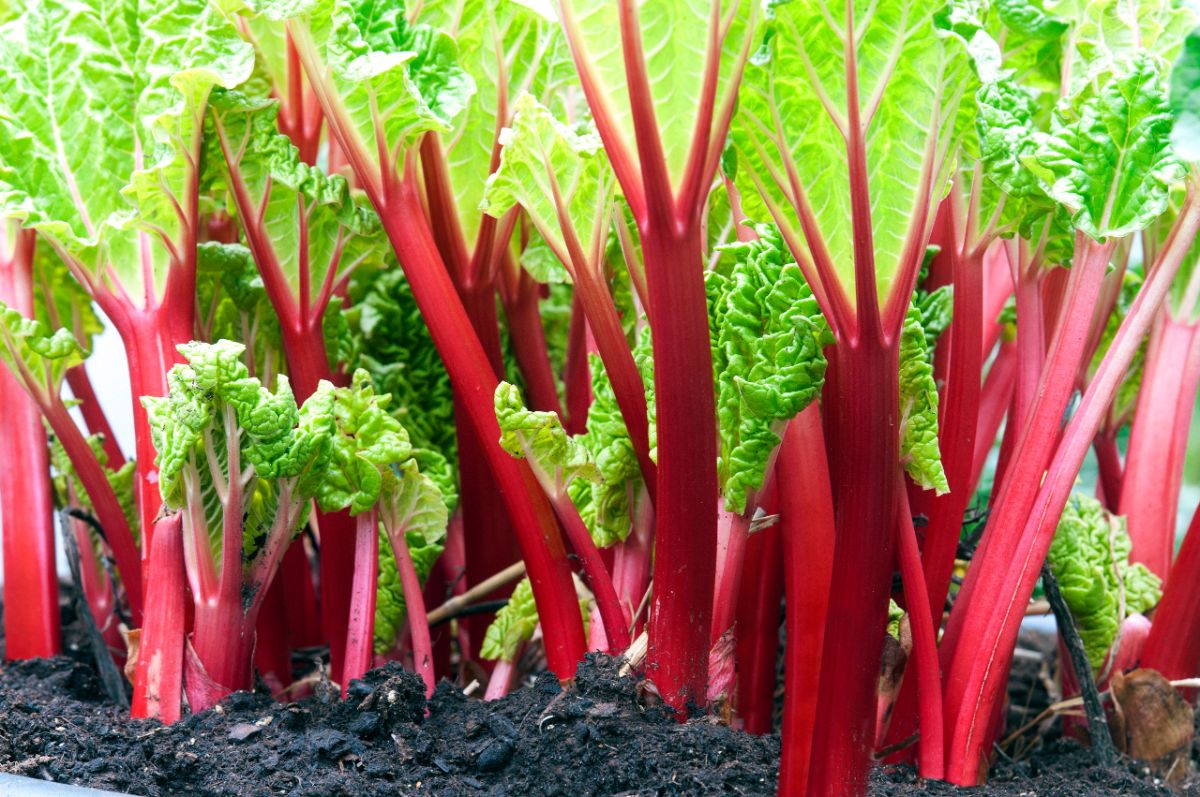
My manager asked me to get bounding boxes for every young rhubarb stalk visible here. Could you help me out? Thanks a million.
[733,485,782,735]
[130,514,186,722]
[943,194,1200,784]
[0,225,58,659]
[1141,502,1200,681]
[776,408,835,795]
[281,14,589,676]
[342,509,380,694]
[1121,316,1200,577]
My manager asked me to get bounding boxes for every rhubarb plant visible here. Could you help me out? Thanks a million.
[141,340,334,714]
[0,0,255,547]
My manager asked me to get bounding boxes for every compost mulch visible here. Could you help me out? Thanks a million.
[1,599,1198,796]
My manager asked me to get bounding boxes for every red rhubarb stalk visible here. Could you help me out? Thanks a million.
[896,478,944,780]
[1141,502,1200,681]
[734,485,782,735]
[1121,316,1200,577]
[388,517,436,698]
[943,199,1200,785]
[341,509,380,693]
[776,407,835,795]
[130,514,186,722]
[0,227,58,658]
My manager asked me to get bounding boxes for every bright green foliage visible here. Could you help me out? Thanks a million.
[707,226,830,513]
[494,381,599,495]
[319,370,412,516]
[319,369,449,656]
[143,340,335,564]
[481,577,539,663]
[263,0,474,184]
[734,0,976,303]
[206,93,388,325]
[1026,54,1185,240]
[1046,493,1162,671]
[899,282,954,494]
[1172,27,1200,162]
[0,0,253,304]
[1065,0,1195,97]
[554,0,751,189]
[413,0,574,245]
[346,267,458,476]
[481,94,614,272]
[0,303,87,405]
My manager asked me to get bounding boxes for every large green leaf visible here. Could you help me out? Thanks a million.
[557,0,752,189]
[480,94,614,276]
[207,92,388,317]
[734,0,975,305]
[1065,0,1194,97]
[1171,26,1200,162]
[1025,54,1184,240]
[412,0,575,245]
[264,0,474,187]
[0,0,253,304]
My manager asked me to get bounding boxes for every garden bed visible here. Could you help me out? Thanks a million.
[1,606,1197,797]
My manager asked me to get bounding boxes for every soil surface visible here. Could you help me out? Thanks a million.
[1,598,1198,796]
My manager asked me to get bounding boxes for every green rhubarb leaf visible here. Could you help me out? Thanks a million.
[264,0,474,182]
[1025,54,1185,240]
[345,266,458,477]
[899,285,952,494]
[412,0,575,244]
[1065,0,1195,97]
[494,380,599,494]
[0,303,87,405]
[206,92,388,331]
[735,0,977,303]
[481,93,615,275]
[707,225,829,514]
[555,0,752,189]
[480,577,539,663]
[1171,27,1200,162]
[0,0,253,305]
[1047,492,1162,671]
[318,369,412,516]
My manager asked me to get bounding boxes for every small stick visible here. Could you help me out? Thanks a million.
[1039,564,1116,767]
[426,561,526,626]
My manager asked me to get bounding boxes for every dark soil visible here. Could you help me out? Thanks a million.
[1,598,1198,796]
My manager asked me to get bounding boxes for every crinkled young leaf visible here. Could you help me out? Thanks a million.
[734,0,976,303]
[707,225,829,513]
[0,304,87,405]
[480,94,613,272]
[318,369,412,515]
[1025,54,1184,240]
[494,381,599,493]
[263,0,474,183]
[0,0,253,303]
[1047,492,1162,671]
[144,340,336,565]
[480,577,538,663]
[899,286,953,493]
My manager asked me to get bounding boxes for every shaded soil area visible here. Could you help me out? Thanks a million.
[0,598,1197,796]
